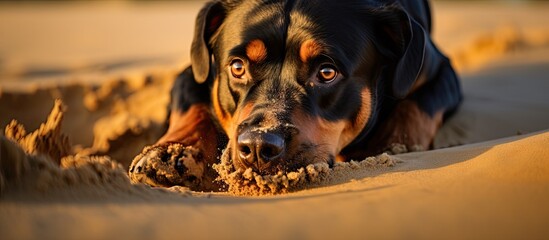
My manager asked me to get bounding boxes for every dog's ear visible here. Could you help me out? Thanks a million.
[371,4,427,99]
[191,1,226,84]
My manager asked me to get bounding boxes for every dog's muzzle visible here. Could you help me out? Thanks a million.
[234,119,299,173]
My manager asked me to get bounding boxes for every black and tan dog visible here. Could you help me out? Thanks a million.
[129,0,461,190]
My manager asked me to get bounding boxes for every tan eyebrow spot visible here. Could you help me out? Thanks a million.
[300,39,322,63]
[246,39,267,63]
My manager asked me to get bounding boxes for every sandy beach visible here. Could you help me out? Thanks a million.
[1,1,549,239]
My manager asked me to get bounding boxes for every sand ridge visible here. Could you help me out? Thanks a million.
[4,99,71,164]
[450,26,549,72]
[214,147,397,196]
[0,70,175,170]
[0,99,192,200]
[2,100,399,198]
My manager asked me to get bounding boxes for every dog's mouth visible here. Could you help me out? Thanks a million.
[213,144,333,195]
[226,136,334,176]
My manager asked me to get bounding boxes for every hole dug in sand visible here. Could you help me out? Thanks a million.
[128,138,400,196]
[1,100,129,197]
[2,99,399,198]
[129,142,399,196]
[1,99,191,199]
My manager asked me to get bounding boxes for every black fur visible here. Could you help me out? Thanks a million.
[169,0,462,170]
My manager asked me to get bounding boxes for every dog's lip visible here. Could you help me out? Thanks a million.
[231,151,280,174]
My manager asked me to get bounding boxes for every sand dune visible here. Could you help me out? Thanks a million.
[1,1,549,239]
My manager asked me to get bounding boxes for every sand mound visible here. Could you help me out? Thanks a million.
[214,149,397,196]
[0,100,191,200]
[0,71,173,170]
[4,99,71,164]
[1,137,127,197]
[452,26,549,71]
[83,76,171,167]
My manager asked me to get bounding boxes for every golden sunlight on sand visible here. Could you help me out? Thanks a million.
[1,1,549,239]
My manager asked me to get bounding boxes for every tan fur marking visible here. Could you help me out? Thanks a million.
[300,39,322,63]
[236,102,255,124]
[292,110,346,157]
[409,70,428,93]
[392,101,443,148]
[368,100,444,153]
[338,88,372,152]
[226,102,255,139]
[292,88,372,159]
[246,39,267,63]
[157,104,215,147]
[212,79,232,134]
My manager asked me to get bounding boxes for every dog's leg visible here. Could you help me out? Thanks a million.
[369,57,462,154]
[367,99,443,154]
[129,67,223,191]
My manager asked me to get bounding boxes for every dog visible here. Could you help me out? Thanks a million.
[129,0,462,190]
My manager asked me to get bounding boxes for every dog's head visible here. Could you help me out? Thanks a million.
[191,0,427,174]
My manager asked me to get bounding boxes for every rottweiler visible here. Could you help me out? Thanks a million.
[129,0,462,190]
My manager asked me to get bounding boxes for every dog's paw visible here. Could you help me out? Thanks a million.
[128,143,207,190]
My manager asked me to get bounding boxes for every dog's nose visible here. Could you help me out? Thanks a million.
[237,131,285,167]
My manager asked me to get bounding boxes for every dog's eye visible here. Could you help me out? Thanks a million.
[230,59,246,78]
[318,65,338,83]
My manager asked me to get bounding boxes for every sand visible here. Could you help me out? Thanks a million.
[213,145,398,196]
[0,99,194,201]
[1,1,549,239]
[1,98,396,197]
[4,99,70,164]
[214,147,397,196]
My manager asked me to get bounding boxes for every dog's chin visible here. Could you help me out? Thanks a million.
[232,159,286,176]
